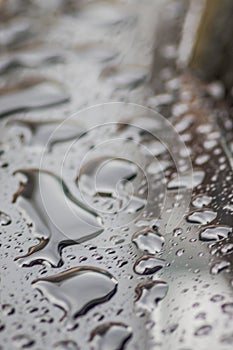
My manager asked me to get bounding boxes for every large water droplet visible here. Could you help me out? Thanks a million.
[167,170,205,190]
[32,266,118,323]
[132,229,165,254]
[77,157,138,197]
[192,195,212,208]
[0,49,63,74]
[13,169,103,267]
[186,209,217,225]
[135,280,168,312]
[89,322,132,350]
[7,118,85,151]
[199,226,232,242]
[133,256,165,275]
[210,260,230,275]
[0,79,69,117]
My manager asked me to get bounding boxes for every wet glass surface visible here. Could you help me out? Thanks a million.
[0,1,233,350]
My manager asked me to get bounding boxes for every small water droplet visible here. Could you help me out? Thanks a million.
[0,211,11,226]
[222,303,233,316]
[176,249,185,257]
[194,325,212,336]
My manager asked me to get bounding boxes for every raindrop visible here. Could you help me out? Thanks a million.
[77,157,138,197]
[54,340,80,350]
[199,226,232,242]
[167,170,205,190]
[100,65,148,89]
[7,118,85,151]
[0,211,11,226]
[135,280,168,312]
[210,260,230,275]
[192,195,212,208]
[186,209,217,225]
[176,249,184,257]
[89,322,132,350]
[132,229,165,254]
[221,303,233,316]
[13,169,103,267]
[194,325,212,336]
[12,334,35,348]
[133,256,165,275]
[32,266,118,324]
[0,79,69,117]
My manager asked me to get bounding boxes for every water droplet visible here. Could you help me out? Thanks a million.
[222,303,233,316]
[0,79,69,117]
[135,280,168,312]
[210,294,225,302]
[0,20,32,48]
[147,160,170,175]
[210,260,230,275]
[186,209,217,225]
[195,154,210,165]
[133,256,165,275]
[2,303,15,316]
[173,228,183,237]
[132,229,164,254]
[13,169,103,267]
[54,340,80,350]
[100,65,148,89]
[0,211,11,226]
[32,266,118,324]
[176,249,184,256]
[12,334,35,348]
[89,322,132,350]
[0,49,63,74]
[221,243,233,255]
[77,157,138,197]
[194,325,212,336]
[167,170,205,190]
[192,195,212,208]
[199,226,232,242]
[74,42,118,63]
[7,118,85,151]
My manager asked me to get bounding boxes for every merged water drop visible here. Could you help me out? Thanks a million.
[7,118,85,151]
[89,322,132,350]
[13,169,103,267]
[135,280,168,313]
[133,256,165,275]
[132,228,165,255]
[186,209,217,225]
[199,225,232,242]
[0,79,69,117]
[32,266,118,324]
[167,169,205,190]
